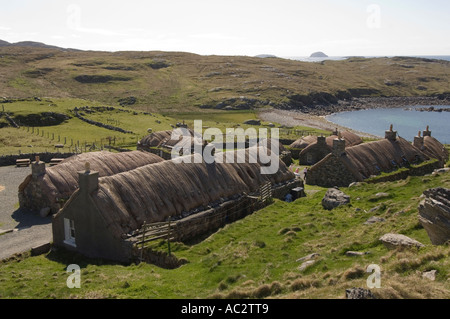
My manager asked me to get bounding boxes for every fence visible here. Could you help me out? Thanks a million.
[13,126,144,155]
[132,183,273,258]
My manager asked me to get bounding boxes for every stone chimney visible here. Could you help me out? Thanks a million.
[317,135,326,146]
[78,162,99,194]
[31,155,46,178]
[385,124,397,141]
[423,125,431,137]
[413,131,424,149]
[332,137,346,156]
[332,128,339,136]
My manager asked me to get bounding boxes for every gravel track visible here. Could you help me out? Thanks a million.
[0,165,52,261]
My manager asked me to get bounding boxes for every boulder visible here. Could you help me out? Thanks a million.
[379,233,424,250]
[422,270,437,281]
[418,188,450,245]
[345,287,376,299]
[322,188,350,210]
[364,216,386,225]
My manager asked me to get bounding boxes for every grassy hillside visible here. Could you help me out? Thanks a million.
[1,46,449,114]
[1,172,449,299]
[0,98,329,156]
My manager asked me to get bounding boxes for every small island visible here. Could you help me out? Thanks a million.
[310,51,328,58]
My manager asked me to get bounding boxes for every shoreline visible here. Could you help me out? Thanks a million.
[258,96,450,139]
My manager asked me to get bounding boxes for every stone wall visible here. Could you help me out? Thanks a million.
[366,160,442,184]
[0,152,76,167]
[306,155,358,187]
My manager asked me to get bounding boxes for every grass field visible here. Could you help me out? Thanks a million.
[0,98,330,156]
[1,172,448,299]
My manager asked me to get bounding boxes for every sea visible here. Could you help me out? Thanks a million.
[325,105,450,144]
[282,55,450,144]
[285,55,450,63]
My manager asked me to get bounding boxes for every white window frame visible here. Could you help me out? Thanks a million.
[64,218,77,247]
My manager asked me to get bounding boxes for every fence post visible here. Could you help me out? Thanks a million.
[167,217,172,256]
[140,221,146,262]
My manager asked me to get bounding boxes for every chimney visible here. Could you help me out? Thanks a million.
[332,128,339,136]
[31,155,46,178]
[317,135,326,146]
[385,124,397,141]
[78,162,99,194]
[413,131,424,149]
[332,137,346,156]
[423,125,431,137]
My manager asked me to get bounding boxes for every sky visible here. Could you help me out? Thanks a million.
[0,0,449,56]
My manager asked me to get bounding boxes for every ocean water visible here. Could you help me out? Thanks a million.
[286,55,450,62]
[325,105,450,144]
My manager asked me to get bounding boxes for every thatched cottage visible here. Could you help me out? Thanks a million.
[137,128,205,159]
[19,151,164,215]
[52,147,301,262]
[297,131,362,165]
[305,126,446,187]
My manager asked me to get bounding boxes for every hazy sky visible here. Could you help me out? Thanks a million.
[1,0,449,56]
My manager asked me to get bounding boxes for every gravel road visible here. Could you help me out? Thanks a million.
[0,165,52,261]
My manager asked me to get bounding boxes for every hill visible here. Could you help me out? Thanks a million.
[0,45,449,114]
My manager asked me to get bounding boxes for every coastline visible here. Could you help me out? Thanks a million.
[258,96,450,139]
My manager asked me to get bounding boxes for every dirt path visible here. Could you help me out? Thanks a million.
[0,165,52,261]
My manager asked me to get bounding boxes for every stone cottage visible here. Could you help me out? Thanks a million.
[52,147,301,262]
[19,151,164,215]
[305,125,444,187]
[298,131,362,165]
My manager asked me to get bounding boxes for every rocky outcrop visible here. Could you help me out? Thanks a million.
[379,233,424,250]
[310,51,328,58]
[321,187,350,210]
[418,187,450,245]
[345,288,376,299]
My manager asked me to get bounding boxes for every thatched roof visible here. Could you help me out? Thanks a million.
[20,151,164,210]
[289,131,362,149]
[289,135,317,149]
[422,136,449,164]
[89,147,295,239]
[138,128,204,151]
[343,137,428,179]
[326,131,362,147]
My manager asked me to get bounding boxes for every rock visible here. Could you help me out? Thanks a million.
[345,287,376,299]
[418,187,450,245]
[379,233,425,250]
[322,188,350,210]
[310,51,328,58]
[345,251,370,256]
[422,270,437,281]
[296,253,320,263]
[39,207,51,217]
[298,260,317,271]
[433,168,450,174]
[364,216,386,225]
[369,192,391,201]
[243,119,261,125]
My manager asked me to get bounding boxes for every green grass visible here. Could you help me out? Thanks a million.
[0,98,178,155]
[1,172,449,299]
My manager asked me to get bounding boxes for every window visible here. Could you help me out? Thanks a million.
[64,218,76,247]
[306,153,313,164]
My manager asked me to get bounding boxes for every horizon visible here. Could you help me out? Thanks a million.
[0,0,449,57]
